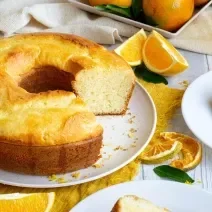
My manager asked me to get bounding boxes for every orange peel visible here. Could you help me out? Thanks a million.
[140,137,182,164]
[160,132,202,171]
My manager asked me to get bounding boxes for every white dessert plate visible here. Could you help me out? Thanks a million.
[182,71,212,148]
[0,82,156,188]
[68,0,212,38]
[71,180,212,212]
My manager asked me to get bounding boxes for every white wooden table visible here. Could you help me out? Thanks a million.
[108,43,212,192]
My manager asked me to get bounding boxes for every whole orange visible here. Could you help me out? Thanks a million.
[142,0,194,32]
[89,0,132,7]
[194,0,209,7]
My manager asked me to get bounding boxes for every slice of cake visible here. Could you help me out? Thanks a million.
[111,195,170,212]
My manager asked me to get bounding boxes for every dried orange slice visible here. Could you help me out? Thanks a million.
[160,132,202,171]
[142,30,189,76]
[114,29,147,66]
[140,138,182,164]
[0,192,55,212]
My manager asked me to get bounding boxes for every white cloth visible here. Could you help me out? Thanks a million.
[0,0,211,55]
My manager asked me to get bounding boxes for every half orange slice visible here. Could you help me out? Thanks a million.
[142,30,189,76]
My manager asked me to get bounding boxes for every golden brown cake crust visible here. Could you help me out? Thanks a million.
[0,135,103,175]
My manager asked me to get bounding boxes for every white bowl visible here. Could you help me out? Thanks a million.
[182,71,212,148]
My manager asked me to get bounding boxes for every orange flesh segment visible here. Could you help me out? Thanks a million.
[145,36,173,70]
[119,35,145,62]
[156,32,187,64]
[0,194,49,212]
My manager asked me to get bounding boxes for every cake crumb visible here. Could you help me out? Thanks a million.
[128,132,134,138]
[48,174,57,181]
[114,146,121,151]
[131,143,137,148]
[131,140,137,148]
[128,128,137,138]
[128,116,136,124]
[103,143,113,147]
[128,118,134,124]
[179,80,189,88]
[92,164,103,168]
[130,128,137,133]
[197,179,202,183]
[107,154,112,159]
[57,177,68,184]
[114,145,127,151]
[120,146,128,151]
[71,172,80,179]
[83,176,88,179]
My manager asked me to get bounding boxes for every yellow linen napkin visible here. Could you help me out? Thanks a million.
[0,79,184,211]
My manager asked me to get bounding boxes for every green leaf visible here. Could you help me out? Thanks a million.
[134,64,168,85]
[131,0,142,19]
[94,5,114,14]
[95,4,132,18]
[94,5,107,10]
[154,165,194,183]
[106,5,132,18]
[107,4,129,9]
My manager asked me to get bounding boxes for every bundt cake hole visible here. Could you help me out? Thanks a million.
[18,66,74,93]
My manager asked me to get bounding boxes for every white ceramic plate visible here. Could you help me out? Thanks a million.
[0,82,156,188]
[182,71,212,148]
[71,180,212,212]
[68,0,212,38]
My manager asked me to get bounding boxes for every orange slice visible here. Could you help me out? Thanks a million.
[114,29,147,66]
[140,138,182,164]
[142,30,189,76]
[161,132,202,171]
[0,192,55,212]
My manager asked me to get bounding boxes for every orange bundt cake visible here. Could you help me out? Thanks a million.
[0,33,135,175]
